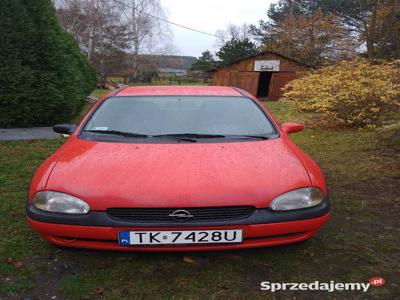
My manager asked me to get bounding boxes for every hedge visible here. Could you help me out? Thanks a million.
[0,0,96,127]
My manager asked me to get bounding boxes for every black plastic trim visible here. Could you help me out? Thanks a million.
[27,198,329,227]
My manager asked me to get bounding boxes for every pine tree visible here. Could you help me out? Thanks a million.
[190,50,217,72]
[0,0,96,127]
[216,38,258,66]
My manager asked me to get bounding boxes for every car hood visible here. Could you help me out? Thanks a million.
[47,138,311,210]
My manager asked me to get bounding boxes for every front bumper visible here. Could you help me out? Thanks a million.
[26,200,330,251]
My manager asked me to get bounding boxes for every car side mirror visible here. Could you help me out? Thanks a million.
[281,122,304,134]
[53,123,76,135]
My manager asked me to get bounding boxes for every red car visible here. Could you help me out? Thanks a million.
[27,86,329,251]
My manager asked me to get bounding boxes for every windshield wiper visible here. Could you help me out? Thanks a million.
[153,133,270,141]
[84,131,269,141]
[151,133,200,142]
[84,130,149,138]
[153,133,226,139]
[225,135,270,140]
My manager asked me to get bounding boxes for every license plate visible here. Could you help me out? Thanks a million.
[118,229,242,246]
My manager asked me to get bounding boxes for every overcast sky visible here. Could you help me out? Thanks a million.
[162,0,278,57]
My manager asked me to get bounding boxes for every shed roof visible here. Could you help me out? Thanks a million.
[214,51,313,71]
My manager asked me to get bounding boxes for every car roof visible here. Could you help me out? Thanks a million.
[116,86,243,97]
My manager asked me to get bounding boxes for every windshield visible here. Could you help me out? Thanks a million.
[81,96,277,139]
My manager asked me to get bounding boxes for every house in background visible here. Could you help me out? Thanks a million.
[212,51,311,100]
[159,67,187,76]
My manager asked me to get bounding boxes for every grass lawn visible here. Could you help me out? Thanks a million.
[71,89,108,124]
[0,95,399,299]
[90,88,110,99]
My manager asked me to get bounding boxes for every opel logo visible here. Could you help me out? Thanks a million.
[169,209,194,221]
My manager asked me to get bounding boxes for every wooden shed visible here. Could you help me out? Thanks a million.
[212,51,310,100]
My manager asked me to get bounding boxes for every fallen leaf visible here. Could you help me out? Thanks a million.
[183,256,196,264]
[95,287,105,294]
[14,261,23,268]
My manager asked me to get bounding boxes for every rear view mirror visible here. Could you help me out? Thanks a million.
[281,122,304,134]
[53,123,76,135]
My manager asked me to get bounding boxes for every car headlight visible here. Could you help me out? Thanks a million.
[32,191,90,214]
[270,187,323,211]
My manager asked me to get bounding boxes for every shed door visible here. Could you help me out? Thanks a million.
[234,72,259,95]
[268,72,297,100]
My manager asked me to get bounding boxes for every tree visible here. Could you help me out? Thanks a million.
[321,0,400,59]
[266,0,322,20]
[215,23,252,48]
[376,1,400,59]
[56,0,173,78]
[56,0,130,79]
[252,9,358,66]
[190,50,217,71]
[118,0,172,79]
[136,63,159,82]
[216,38,258,66]
[252,0,400,60]
[0,0,96,127]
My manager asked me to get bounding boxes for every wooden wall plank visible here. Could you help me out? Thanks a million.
[212,52,309,99]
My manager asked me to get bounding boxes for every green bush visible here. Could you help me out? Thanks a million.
[0,0,96,127]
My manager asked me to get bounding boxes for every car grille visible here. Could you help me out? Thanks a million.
[106,206,256,223]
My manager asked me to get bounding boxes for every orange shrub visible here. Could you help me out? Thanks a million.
[282,59,400,128]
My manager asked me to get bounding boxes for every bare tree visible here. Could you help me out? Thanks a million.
[117,0,172,79]
[57,0,122,59]
[55,0,172,78]
[56,0,129,78]
[215,23,252,48]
